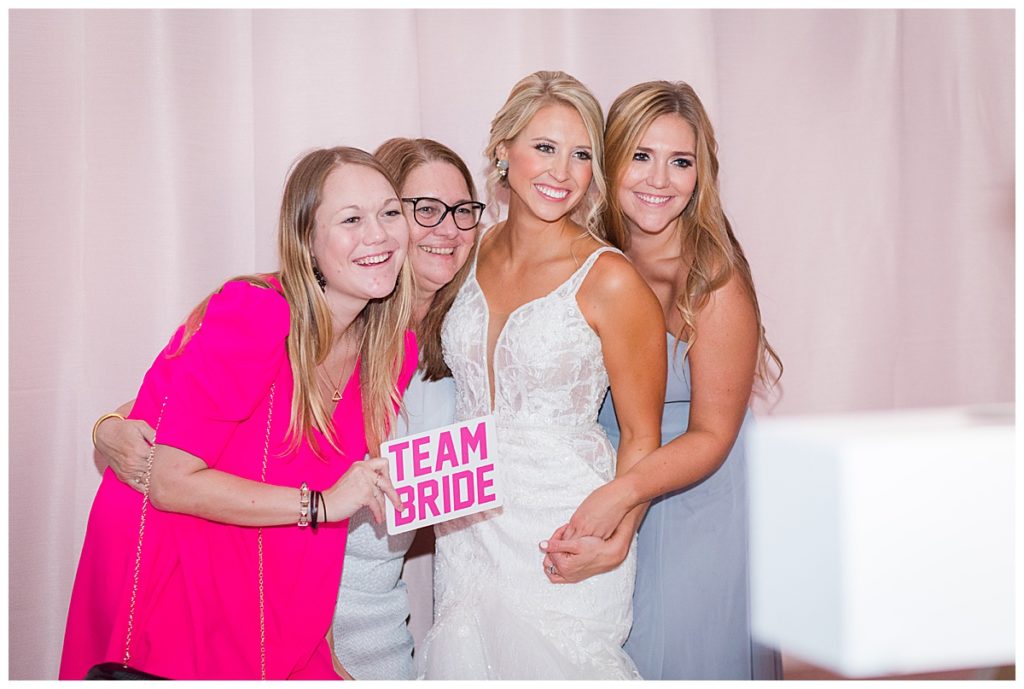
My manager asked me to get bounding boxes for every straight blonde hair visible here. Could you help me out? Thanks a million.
[604,81,782,387]
[179,147,412,455]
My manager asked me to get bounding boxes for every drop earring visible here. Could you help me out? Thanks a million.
[312,258,327,292]
[496,158,509,179]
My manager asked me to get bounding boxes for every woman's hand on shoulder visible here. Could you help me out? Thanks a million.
[94,405,154,493]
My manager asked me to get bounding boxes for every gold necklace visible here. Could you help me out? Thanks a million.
[317,367,345,403]
[319,333,357,403]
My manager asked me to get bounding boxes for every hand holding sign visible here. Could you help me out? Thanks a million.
[324,456,404,525]
[381,415,502,535]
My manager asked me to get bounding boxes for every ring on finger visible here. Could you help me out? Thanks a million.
[547,564,557,575]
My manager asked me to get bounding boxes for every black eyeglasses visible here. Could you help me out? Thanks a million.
[402,197,486,231]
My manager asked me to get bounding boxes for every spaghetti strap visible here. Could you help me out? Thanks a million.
[424,230,639,680]
[565,246,623,295]
[467,224,497,279]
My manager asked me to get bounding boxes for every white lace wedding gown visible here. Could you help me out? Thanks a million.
[416,246,640,680]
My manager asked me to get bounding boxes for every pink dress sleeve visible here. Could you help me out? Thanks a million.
[154,280,290,467]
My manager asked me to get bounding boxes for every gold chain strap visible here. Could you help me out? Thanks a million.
[123,396,168,668]
[119,386,275,679]
[257,383,275,680]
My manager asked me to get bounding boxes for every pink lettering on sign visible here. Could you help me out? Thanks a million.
[460,421,487,462]
[395,485,416,526]
[435,431,459,471]
[452,470,475,511]
[442,470,452,514]
[390,440,411,482]
[418,479,440,519]
[384,415,501,535]
[412,436,431,477]
[476,463,497,504]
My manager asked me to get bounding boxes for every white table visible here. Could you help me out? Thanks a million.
[748,405,1014,676]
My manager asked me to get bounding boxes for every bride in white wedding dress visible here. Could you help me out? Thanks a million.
[416,71,667,680]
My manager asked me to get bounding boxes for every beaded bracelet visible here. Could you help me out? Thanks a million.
[91,412,125,449]
[298,482,310,527]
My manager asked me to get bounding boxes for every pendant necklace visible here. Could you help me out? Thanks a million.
[319,333,356,403]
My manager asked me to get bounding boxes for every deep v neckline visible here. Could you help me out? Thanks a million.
[470,244,614,413]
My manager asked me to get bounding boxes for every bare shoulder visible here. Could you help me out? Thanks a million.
[578,248,663,336]
[696,269,757,324]
[581,248,651,302]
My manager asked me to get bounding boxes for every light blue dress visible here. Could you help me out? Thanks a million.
[598,333,781,680]
[331,373,455,680]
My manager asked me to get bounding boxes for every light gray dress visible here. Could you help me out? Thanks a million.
[331,373,455,680]
[598,333,782,680]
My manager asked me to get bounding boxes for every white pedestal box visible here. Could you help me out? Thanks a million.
[747,405,1013,676]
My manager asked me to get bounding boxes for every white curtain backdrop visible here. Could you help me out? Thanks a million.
[8,9,1013,679]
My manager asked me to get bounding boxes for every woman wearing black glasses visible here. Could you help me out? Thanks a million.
[92,138,484,680]
[330,138,485,679]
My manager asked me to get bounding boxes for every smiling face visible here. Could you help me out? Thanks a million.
[617,113,698,239]
[311,163,409,313]
[498,103,594,224]
[403,160,477,303]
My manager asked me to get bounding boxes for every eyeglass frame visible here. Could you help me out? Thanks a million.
[401,197,487,231]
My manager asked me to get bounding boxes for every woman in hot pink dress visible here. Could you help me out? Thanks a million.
[59,147,418,680]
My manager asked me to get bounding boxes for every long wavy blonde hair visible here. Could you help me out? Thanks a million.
[605,81,782,386]
[374,137,480,382]
[180,147,412,455]
[484,70,607,241]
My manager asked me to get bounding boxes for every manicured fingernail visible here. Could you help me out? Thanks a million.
[539,540,548,550]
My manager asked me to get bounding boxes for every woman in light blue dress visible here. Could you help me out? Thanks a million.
[598,343,778,678]
[542,81,783,680]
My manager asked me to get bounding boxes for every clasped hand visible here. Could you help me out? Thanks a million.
[539,478,633,584]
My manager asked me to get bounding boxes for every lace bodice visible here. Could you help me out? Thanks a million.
[442,246,618,429]
[423,241,639,679]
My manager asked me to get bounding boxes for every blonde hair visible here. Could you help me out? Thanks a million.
[605,81,782,386]
[180,147,412,456]
[484,70,607,240]
[374,137,480,382]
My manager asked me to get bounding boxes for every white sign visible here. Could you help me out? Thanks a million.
[382,414,501,535]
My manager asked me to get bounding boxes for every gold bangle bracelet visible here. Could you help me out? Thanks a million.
[91,412,125,449]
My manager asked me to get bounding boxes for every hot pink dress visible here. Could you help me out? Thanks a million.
[59,279,417,680]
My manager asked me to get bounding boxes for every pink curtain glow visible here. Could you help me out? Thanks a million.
[8,9,1013,679]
